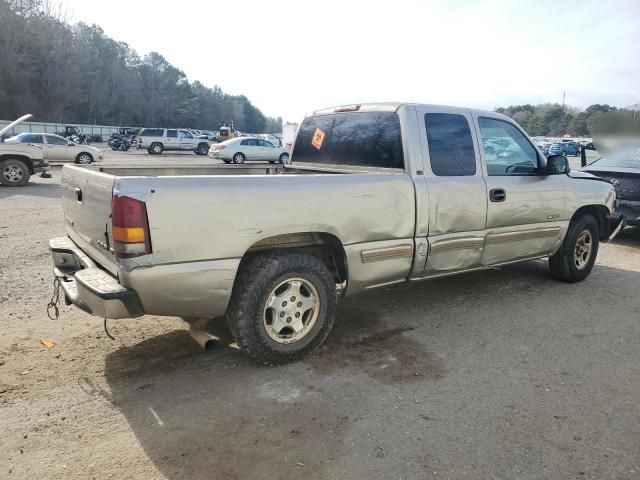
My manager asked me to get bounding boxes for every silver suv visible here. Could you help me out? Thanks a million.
[137,128,210,155]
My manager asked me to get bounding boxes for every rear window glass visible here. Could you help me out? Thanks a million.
[167,129,177,138]
[20,134,44,143]
[141,129,163,137]
[292,112,404,169]
[425,113,476,176]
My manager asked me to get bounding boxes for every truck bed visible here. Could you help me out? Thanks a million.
[60,163,416,308]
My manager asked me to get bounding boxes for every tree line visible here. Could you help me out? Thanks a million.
[495,103,640,137]
[0,0,282,132]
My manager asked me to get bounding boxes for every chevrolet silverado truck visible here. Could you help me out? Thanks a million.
[49,103,618,364]
[0,115,50,186]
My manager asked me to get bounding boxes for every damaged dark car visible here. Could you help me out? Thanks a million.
[583,150,640,227]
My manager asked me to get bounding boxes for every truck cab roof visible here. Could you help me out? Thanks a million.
[308,102,512,122]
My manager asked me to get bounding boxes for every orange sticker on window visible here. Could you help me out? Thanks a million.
[311,128,325,150]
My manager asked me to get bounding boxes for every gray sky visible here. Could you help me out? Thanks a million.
[61,0,640,122]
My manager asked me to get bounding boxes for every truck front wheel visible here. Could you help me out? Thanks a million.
[226,251,337,365]
[549,214,599,282]
[0,159,30,186]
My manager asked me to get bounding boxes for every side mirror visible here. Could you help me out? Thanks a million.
[544,154,570,174]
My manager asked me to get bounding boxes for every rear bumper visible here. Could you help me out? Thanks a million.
[49,237,144,319]
[50,236,240,320]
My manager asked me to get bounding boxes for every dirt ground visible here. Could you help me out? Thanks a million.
[1,163,639,479]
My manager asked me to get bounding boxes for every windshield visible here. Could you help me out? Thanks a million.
[593,151,640,169]
[292,112,404,169]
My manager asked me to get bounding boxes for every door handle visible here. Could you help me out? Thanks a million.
[489,188,506,202]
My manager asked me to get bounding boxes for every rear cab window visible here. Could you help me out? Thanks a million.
[140,129,164,137]
[292,112,404,171]
[424,113,476,176]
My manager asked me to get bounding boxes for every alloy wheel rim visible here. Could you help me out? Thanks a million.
[79,154,91,164]
[263,278,320,344]
[574,229,593,270]
[3,165,23,183]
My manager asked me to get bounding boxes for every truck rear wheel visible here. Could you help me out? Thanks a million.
[0,159,30,186]
[226,250,337,365]
[549,214,599,283]
[148,143,163,155]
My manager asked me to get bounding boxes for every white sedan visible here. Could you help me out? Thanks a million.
[209,137,290,164]
[5,133,103,164]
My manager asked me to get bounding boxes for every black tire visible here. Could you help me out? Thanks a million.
[226,251,337,365]
[0,159,30,187]
[75,152,93,164]
[279,152,290,164]
[149,143,164,155]
[232,152,246,164]
[549,214,599,283]
[195,143,209,155]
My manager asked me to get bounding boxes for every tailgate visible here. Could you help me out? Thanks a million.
[61,165,118,275]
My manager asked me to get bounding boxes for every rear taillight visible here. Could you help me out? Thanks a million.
[111,195,152,259]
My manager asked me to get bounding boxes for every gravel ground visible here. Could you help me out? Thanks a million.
[0,161,639,480]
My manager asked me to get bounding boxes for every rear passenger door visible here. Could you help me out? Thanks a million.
[44,134,72,162]
[166,129,179,149]
[416,107,488,275]
[473,114,566,265]
[241,139,260,159]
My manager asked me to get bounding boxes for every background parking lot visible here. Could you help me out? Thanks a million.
[0,162,639,479]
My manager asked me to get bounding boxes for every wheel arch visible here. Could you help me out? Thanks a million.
[0,154,34,173]
[76,151,94,163]
[571,205,609,240]
[240,232,348,293]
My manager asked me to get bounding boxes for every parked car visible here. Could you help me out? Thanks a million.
[200,130,217,141]
[209,137,290,164]
[549,142,579,157]
[49,103,618,365]
[136,128,210,155]
[0,115,50,186]
[5,132,102,163]
[583,150,640,227]
[531,136,552,154]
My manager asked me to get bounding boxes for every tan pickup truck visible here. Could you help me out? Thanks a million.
[50,103,619,364]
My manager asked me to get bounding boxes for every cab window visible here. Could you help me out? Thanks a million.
[425,113,476,176]
[167,129,178,138]
[179,130,193,139]
[478,118,539,176]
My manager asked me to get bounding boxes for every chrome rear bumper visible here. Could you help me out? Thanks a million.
[49,236,144,319]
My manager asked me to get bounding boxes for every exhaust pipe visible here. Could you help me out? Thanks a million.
[189,326,218,351]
